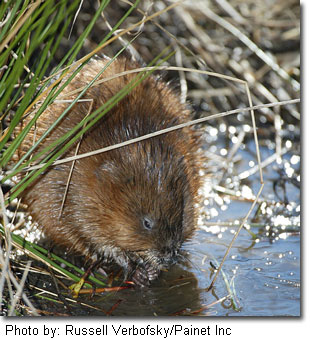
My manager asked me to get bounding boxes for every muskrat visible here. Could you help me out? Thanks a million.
[16,56,202,286]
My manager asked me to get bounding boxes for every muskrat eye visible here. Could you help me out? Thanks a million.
[142,217,154,230]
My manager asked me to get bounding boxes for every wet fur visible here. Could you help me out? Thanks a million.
[16,56,202,286]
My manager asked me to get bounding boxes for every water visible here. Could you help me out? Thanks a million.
[51,124,300,316]
[190,228,300,316]
[61,224,299,316]
[3,121,300,317]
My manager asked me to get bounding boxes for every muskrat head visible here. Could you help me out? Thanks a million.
[89,140,198,287]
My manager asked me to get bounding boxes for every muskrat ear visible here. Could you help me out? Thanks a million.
[142,217,154,231]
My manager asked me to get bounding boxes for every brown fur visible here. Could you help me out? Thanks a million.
[16,56,202,286]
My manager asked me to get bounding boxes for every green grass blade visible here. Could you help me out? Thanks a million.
[0,0,23,43]
[0,0,81,155]
[54,0,110,72]
[0,225,106,287]
[7,34,141,174]
[6,48,175,202]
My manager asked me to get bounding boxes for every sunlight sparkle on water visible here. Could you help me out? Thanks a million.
[273,215,291,227]
[241,185,254,199]
[290,155,300,165]
[285,140,292,148]
[220,148,227,156]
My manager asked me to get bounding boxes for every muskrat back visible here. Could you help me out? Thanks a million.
[17,56,202,286]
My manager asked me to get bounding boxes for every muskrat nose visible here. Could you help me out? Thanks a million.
[161,248,179,266]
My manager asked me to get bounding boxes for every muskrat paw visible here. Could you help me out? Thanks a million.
[132,263,160,287]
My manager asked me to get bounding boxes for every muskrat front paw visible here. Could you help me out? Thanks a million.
[132,263,159,287]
